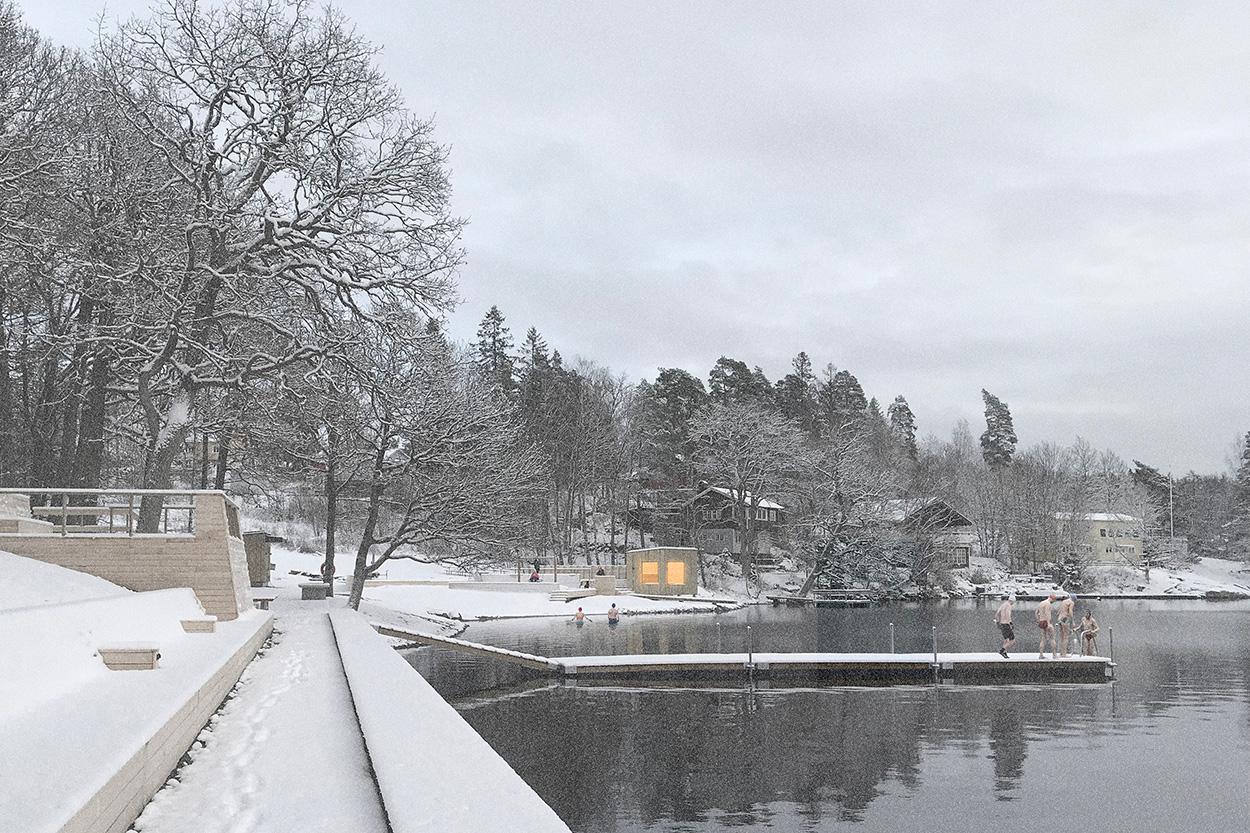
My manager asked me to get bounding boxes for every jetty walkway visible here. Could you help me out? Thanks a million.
[381,626,1116,685]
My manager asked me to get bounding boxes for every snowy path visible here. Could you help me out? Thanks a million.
[131,604,387,833]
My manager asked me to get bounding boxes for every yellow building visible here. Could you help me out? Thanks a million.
[1055,512,1144,564]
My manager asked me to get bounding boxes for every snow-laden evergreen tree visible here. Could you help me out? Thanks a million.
[636,368,708,486]
[979,389,1017,469]
[887,395,918,461]
[708,356,770,404]
[775,351,819,438]
[817,366,868,432]
[1230,431,1250,558]
[474,306,516,396]
[515,327,553,446]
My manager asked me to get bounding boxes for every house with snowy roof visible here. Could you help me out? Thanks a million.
[1055,511,1144,564]
[860,497,978,568]
[680,483,786,557]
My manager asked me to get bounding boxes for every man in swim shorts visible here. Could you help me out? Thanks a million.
[1036,594,1057,659]
[1055,593,1076,657]
[1080,609,1100,655]
[994,594,1016,658]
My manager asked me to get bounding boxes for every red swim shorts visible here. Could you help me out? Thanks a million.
[1038,620,1050,631]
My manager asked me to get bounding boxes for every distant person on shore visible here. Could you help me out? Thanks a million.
[1080,609,1100,655]
[994,594,1017,658]
[529,568,541,582]
[596,566,607,576]
[607,603,620,624]
[1056,593,1076,657]
[1036,594,1058,658]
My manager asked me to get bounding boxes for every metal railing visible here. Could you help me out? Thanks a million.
[514,559,628,583]
[0,488,226,537]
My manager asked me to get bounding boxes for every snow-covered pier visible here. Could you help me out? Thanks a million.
[555,651,1115,684]
[382,625,1116,685]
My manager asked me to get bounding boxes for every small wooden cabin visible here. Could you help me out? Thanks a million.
[626,547,699,596]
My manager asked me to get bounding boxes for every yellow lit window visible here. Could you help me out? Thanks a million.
[641,561,660,584]
[666,561,685,586]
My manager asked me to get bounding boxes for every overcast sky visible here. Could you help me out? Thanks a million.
[26,1,1250,473]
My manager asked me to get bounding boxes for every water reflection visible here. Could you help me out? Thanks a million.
[406,601,1250,832]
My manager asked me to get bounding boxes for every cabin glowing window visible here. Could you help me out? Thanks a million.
[666,561,685,585]
[641,561,660,584]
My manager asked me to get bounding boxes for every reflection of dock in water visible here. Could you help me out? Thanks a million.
[378,624,1116,685]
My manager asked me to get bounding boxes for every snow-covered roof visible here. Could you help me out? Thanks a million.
[1055,512,1140,523]
[859,498,972,527]
[694,486,785,511]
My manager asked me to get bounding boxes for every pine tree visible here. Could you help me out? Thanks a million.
[517,327,550,375]
[636,368,708,486]
[1230,431,1250,558]
[473,306,516,394]
[775,351,819,438]
[516,327,553,443]
[887,395,918,461]
[708,357,768,403]
[817,366,867,432]
[979,389,1017,469]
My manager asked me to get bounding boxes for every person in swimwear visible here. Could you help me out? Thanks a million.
[994,594,1016,658]
[1080,609,1100,655]
[1056,593,1076,657]
[1036,594,1058,659]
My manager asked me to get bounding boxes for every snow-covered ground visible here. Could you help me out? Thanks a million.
[0,549,131,610]
[269,547,739,621]
[131,603,388,833]
[949,555,1250,598]
[0,554,271,833]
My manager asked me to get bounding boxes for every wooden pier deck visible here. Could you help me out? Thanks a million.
[377,623,1115,685]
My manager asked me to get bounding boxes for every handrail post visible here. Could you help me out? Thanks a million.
[60,492,67,537]
[127,494,134,536]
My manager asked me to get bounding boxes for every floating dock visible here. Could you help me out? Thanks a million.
[378,624,1115,685]
[553,651,1114,684]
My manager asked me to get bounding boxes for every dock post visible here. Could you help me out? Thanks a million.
[1109,627,1115,676]
[716,620,722,653]
[889,622,895,654]
[931,626,938,683]
[746,625,753,667]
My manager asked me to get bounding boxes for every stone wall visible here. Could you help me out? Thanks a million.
[0,493,254,620]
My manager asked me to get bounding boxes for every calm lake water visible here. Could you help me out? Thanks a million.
[405,601,1250,832]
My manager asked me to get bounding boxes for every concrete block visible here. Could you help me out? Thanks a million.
[180,616,218,634]
[99,644,161,670]
[300,582,329,600]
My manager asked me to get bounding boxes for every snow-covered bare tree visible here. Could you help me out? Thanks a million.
[345,318,545,609]
[689,400,806,590]
[97,0,462,526]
